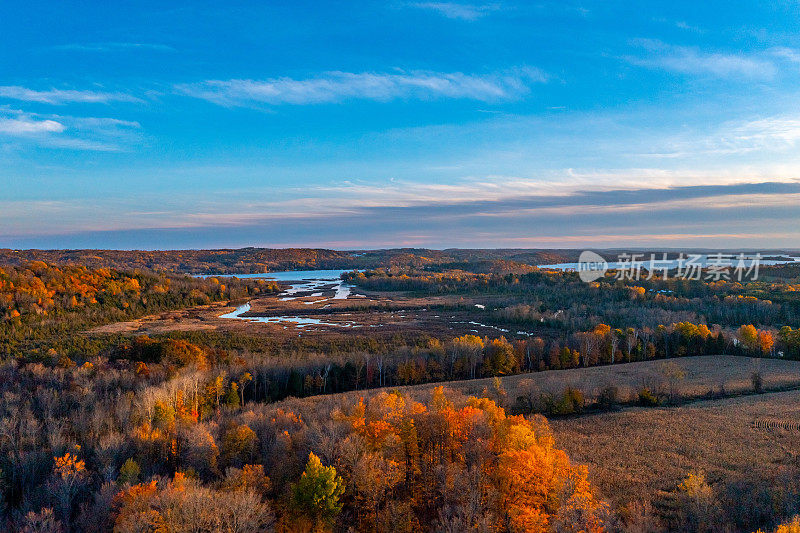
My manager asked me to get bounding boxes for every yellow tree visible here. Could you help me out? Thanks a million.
[738,324,759,351]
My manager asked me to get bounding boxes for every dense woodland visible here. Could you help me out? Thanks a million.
[0,248,581,275]
[0,262,278,358]
[8,247,788,275]
[2,256,800,531]
[0,356,610,532]
[345,265,800,331]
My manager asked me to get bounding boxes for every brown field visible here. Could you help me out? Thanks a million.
[550,390,800,515]
[386,355,800,404]
[86,302,231,334]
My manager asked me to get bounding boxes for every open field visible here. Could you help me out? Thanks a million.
[550,390,800,520]
[385,354,800,404]
[86,302,232,334]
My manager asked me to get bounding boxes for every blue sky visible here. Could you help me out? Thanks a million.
[3,1,800,249]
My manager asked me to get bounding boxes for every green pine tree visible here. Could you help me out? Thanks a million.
[291,452,345,529]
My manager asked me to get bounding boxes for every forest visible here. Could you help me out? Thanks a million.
[0,262,278,358]
[0,248,579,275]
[1,254,800,531]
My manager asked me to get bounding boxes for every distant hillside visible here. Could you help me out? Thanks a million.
[3,247,796,275]
[0,248,582,274]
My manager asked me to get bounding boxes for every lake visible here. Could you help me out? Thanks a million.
[207,269,358,328]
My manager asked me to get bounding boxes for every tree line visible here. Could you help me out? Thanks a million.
[0,261,278,357]
[0,342,611,532]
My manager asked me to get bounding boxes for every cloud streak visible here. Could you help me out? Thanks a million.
[0,116,64,135]
[0,110,141,151]
[627,40,776,79]
[47,42,176,53]
[4,181,800,249]
[408,2,500,20]
[178,68,546,106]
[0,86,140,105]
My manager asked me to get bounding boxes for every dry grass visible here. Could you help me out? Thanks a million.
[550,390,800,512]
[390,355,800,403]
[83,290,518,339]
[86,303,229,334]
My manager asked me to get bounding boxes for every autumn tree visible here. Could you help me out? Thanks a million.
[482,337,516,376]
[758,330,775,355]
[50,452,87,523]
[677,470,718,532]
[738,324,759,351]
[660,361,686,403]
[221,424,259,468]
[772,516,800,533]
[112,475,274,533]
[291,452,345,531]
[450,335,485,379]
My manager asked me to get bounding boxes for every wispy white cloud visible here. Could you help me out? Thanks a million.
[0,109,141,151]
[0,86,140,105]
[722,116,800,150]
[637,114,800,161]
[771,47,800,65]
[65,116,141,130]
[627,39,776,80]
[178,67,547,106]
[674,21,704,33]
[408,2,500,20]
[47,42,176,53]
[0,116,64,135]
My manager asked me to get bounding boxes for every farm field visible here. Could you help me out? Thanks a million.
[384,354,800,404]
[550,390,800,526]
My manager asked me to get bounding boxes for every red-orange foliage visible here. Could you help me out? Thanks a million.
[333,387,608,530]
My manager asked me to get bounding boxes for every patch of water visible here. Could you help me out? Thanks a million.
[450,319,535,337]
[196,269,353,281]
[468,320,509,333]
[219,303,361,328]
[206,269,360,312]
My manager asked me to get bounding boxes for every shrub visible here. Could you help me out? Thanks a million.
[638,387,660,406]
[751,371,763,393]
[596,385,619,411]
[550,387,585,416]
[677,471,719,532]
[512,395,529,414]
